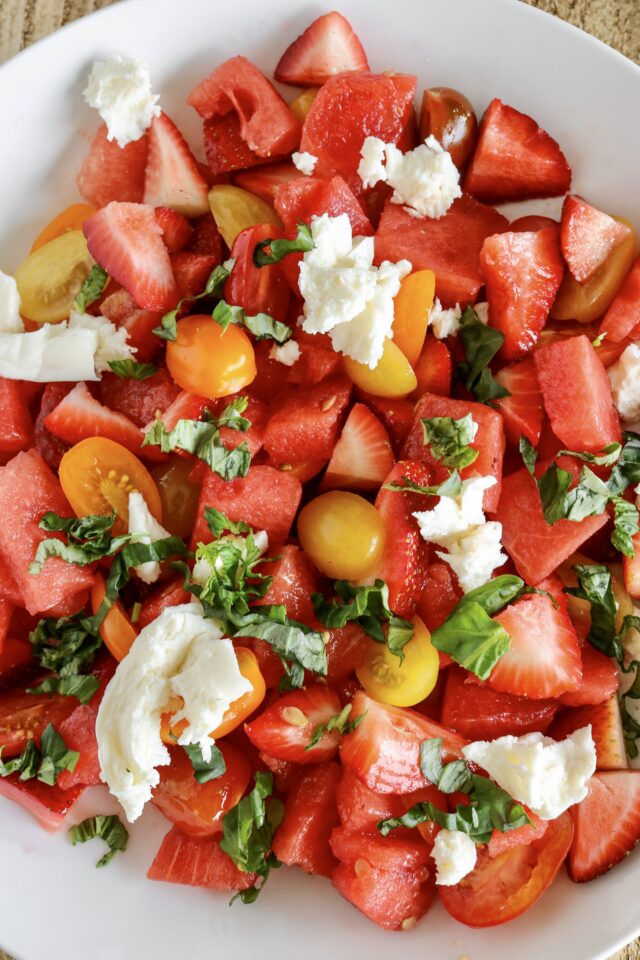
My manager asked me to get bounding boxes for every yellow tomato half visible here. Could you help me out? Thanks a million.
[393,270,435,365]
[15,229,95,323]
[343,338,418,398]
[208,185,282,249]
[356,616,440,707]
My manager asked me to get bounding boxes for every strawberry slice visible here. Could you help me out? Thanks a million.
[154,206,193,252]
[244,685,343,764]
[321,403,395,492]
[44,382,145,455]
[558,644,619,708]
[234,161,304,204]
[413,335,452,398]
[568,771,640,882]
[495,356,544,447]
[275,12,369,86]
[77,123,148,209]
[83,202,178,312]
[99,287,162,363]
[143,113,209,217]
[463,99,572,203]
[357,394,414,453]
[560,195,632,283]
[550,696,628,770]
[488,575,582,699]
[480,228,564,361]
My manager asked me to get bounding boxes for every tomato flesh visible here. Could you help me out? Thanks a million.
[166,314,257,399]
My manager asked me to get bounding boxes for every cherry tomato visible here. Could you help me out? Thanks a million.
[439,812,574,927]
[15,230,95,324]
[30,203,96,253]
[0,690,76,758]
[557,552,633,635]
[289,88,318,122]
[208,184,282,249]
[151,457,201,539]
[343,338,418,398]
[225,223,291,322]
[166,314,256,399]
[91,573,137,662]
[400,783,448,845]
[356,616,439,707]
[392,270,435,365]
[419,87,478,170]
[59,437,163,533]
[152,742,251,837]
[297,491,386,580]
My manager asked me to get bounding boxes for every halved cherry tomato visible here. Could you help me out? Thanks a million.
[15,230,95,324]
[152,742,251,836]
[30,203,96,253]
[161,647,266,744]
[166,314,257,399]
[59,437,163,533]
[438,812,574,927]
[298,491,386,580]
[392,270,435,365]
[151,456,201,539]
[557,552,633,635]
[419,87,478,170]
[343,339,418,398]
[91,573,137,662]
[356,616,439,707]
[208,184,282,249]
[0,689,76,758]
[289,88,318,122]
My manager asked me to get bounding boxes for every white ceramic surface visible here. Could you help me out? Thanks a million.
[1,1,640,958]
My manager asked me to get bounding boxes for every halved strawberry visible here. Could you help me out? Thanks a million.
[356,394,414,454]
[560,195,632,283]
[143,113,209,217]
[372,461,432,618]
[44,382,145,455]
[83,202,178,312]
[488,575,582,699]
[480,228,564,360]
[275,12,369,86]
[244,685,343,764]
[143,389,209,436]
[154,206,193,252]
[599,255,640,343]
[99,288,162,363]
[568,771,640,882]
[559,644,619,708]
[550,696,628,770]
[321,403,395,492]
[412,335,452,398]
[495,356,544,446]
[272,762,341,877]
[234,161,304,203]
[463,99,572,203]
[147,827,257,890]
[77,123,148,209]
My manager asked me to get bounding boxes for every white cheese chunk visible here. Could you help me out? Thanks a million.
[0,272,24,333]
[609,342,640,422]
[462,727,597,820]
[269,340,301,366]
[68,310,136,373]
[0,324,99,382]
[436,521,507,595]
[474,301,490,325]
[127,492,172,584]
[292,151,318,176]
[96,603,252,821]
[84,55,160,148]
[432,829,478,886]
[429,297,463,339]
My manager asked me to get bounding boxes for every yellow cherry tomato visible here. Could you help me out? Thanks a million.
[30,203,96,253]
[551,218,636,324]
[166,314,256,399]
[15,229,95,324]
[59,437,162,533]
[208,185,282,249]
[557,552,633,635]
[356,616,440,707]
[297,491,385,580]
[343,338,418,398]
[289,88,318,122]
[91,573,137,662]
[393,270,435,365]
[151,456,201,539]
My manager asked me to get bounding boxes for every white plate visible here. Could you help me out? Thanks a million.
[1,1,640,957]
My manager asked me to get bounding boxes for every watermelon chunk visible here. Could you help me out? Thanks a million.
[147,827,257,890]
[442,666,558,739]
[272,762,341,877]
[56,658,116,789]
[262,375,352,465]
[255,545,318,623]
[0,378,32,455]
[98,369,180,429]
[77,123,148,208]
[0,775,85,832]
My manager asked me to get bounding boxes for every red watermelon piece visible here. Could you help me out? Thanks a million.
[77,123,148,209]
[272,762,341,877]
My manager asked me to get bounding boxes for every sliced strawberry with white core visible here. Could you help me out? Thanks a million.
[44,382,145,454]
[560,195,632,283]
[568,771,640,882]
[275,12,369,86]
[143,113,209,217]
[550,696,628,770]
[321,403,395,492]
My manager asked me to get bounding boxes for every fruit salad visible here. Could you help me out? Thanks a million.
[2,8,640,934]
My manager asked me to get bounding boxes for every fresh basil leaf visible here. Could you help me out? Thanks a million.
[29,511,130,574]
[519,435,538,476]
[0,739,40,780]
[74,265,109,313]
[221,772,284,903]
[213,300,293,345]
[204,507,251,539]
[233,613,327,678]
[253,222,314,266]
[419,738,444,784]
[536,463,574,523]
[305,704,365,751]
[27,673,100,705]
[30,613,103,678]
[69,814,129,867]
[182,743,227,783]
[455,306,510,405]
[421,414,479,469]
[312,580,414,663]
[557,443,622,468]
[384,470,462,499]
[462,575,526,616]
[608,432,640,496]
[0,723,79,786]
[153,261,234,341]
[193,532,272,625]
[211,395,251,432]
[107,360,159,381]
[431,600,511,680]
[611,496,640,558]
[143,415,252,480]
[438,760,473,795]
[564,467,610,521]
[621,659,640,759]
[566,565,619,660]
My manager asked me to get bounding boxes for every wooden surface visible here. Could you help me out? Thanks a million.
[0,1,639,959]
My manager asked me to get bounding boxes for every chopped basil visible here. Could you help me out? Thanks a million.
[27,673,100,705]
[0,723,79,786]
[455,306,510,405]
[29,613,103,679]
[305,704,366,751]
[384,470,462,499]
[312,580,414,663]
[69,815,129,867]
[611,496,640,557]
[519,435,538,476]
[608,432,640,496]
[73,265,108,313]
[233,609,327,681]
[153,261,234,341]
[212,300,293,345]
[221,772,284,903]
[557,443,622,468]
[253,222,314,266]
[107,360,159,381]
[29,511,130,574]
[421,414,479,469]
[204,507,251,539]
[182,743,227,783]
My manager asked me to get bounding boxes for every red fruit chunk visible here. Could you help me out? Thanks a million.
[325,623,369,682]
[402,393,505,512]
[262,375,351,465]
[0,450,94,616]
[148,390,208,437]
[488,575,582,699]
[300,72,416,195]
[372,461,431,618]
[494,464,610,585]
[442,666,557,739]
[170,251,217,303]
[154,206,193,252]
[98,369,180,429]
[147,827,257,890]
[202,114,270,176]
[330,826,431,873]
[481,228,564,360]
[77,123,148,208]
[275,12,369,86]
[34,383,73,470]
[336,767,407,832]
[44,382,145,455]
[188,56,301,158]
[534,335,620,451]
[255,545,318,623]
[224,224,290,323]
[234,162,303,204]
[245,685,342,764]
[143,113,209,217]
[0,775,84,832]
[550,696,627,770]
[559,644,619,707]
[357,394,414,453]
[272,762,341,877]
[99,287,161,363]
[137,577,191,630]
[413,335,452,398]
[0,554,22,605]
[463,99,571,203]
[624,531,640,599]
[340,691,466,794]
[418,562,462,636]
[510,214,559,232]
[561,195,632,283]
[0,688,77,758]
[56,658,116,789]
[487,813,548,859]
[375,194,508,308]
[0,599,12,654]
[0,378,32,454]
[275,175,373,238]
[287,330,342,387]
[568,771,640,882]
[84,201,178,312]
[495,356,544,447]
[188,214,223,260]
[191,464,302,548]
[322,403,395,492]
[599,255,640,342]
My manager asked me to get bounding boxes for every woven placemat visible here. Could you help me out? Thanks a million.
[0,1,639,959]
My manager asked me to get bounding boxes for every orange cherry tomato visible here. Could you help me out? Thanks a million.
[30,203,96,253]
[166,314,257,399]
[343,339,418,399]
[419,87,478,170]
[289,88,318,122]
[393,270,435,365]
[59,437,163,534]
[151,456,201,539]
[297,491,386,580]
[91,572,137,662]
[152,742,252,836]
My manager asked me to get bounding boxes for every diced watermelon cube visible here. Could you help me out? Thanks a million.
[98,369,180,428]
[77,123,148,209]
[0,775,85,832]
[137,577,191,629]
[275,175,373,237]
[0,378,32,454]
[336,767,407,832]
[234,161,304,204]
[147,827,257,890]
[263,375,352,465]
[272,762,341,877]
[287,330,342,387]
[254,544,318,623]
[56,658,116,789]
